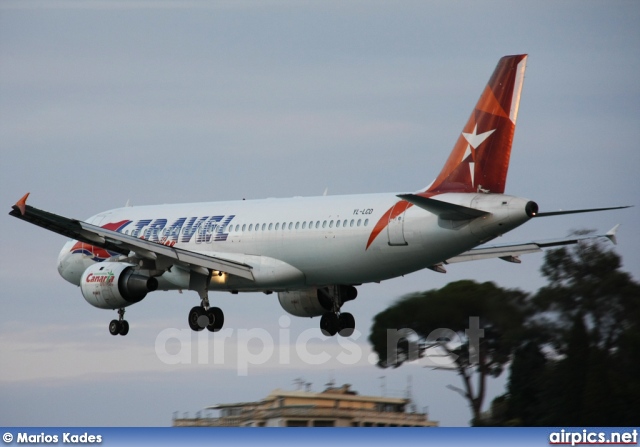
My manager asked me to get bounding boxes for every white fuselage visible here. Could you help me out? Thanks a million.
[57,192,533,293]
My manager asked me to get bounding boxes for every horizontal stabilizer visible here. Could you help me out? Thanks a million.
[534,205,631,217]
[446,226,621,264]
[397,194,490,221]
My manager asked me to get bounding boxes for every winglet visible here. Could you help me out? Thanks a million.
[14,192,30,216]
[606,224,620,245]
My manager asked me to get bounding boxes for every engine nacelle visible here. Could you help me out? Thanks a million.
[80,262,158,310]
[278,285,357,318]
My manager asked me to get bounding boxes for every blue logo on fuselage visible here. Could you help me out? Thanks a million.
[116,215,235,244]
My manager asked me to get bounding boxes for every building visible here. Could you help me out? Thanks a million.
[173,384,438,427]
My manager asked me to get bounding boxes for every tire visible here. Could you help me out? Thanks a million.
[119,320,130,336]
[338,312,355,337]
[206,307,224,332]
[188,306,206,331]
[109,320,121,336]
[338,312,356,337]
[320,312,339,337]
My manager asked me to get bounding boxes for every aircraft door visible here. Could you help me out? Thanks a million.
[387,203,408,246]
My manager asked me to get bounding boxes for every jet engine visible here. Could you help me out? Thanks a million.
[278,285,357,318]
[80,262,158,310]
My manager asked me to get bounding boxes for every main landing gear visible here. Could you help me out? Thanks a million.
[109,308,129,336]
[320,312,355,337]
[188,297,224,332]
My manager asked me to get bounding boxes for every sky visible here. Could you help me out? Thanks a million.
[1,0,639,427]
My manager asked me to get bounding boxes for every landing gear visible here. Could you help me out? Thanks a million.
[188,305,225,332]
[317,286,357,337]
[338,312,355,337]
[109,308,129,336]
[320,312,355,337]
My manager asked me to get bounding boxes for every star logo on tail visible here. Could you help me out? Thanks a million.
[461,124,495,187]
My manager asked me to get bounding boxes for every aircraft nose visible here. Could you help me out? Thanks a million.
[57,240,86,286]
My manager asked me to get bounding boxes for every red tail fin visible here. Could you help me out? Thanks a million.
[427,54,528,194]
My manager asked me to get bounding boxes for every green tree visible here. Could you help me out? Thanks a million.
[368,280,529,425]
[496,238,640,426]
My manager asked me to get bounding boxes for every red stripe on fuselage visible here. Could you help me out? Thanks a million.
[365,192,439,250]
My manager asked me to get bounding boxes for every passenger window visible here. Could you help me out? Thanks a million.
[288,222,293,230]
[295,222,299,229]
[262,223,266,231]
[350,220,354,227]
[242,224,246,231]
[275,223,280,230]
[302,222,306,229]
[336,220,341,228]
[268,223,273,230]
[357,219,362,226]
[343,219,347,227]
[322,221,327,228]
[316,221,320,229]
[329,220,334,228]
[364,219,369,226]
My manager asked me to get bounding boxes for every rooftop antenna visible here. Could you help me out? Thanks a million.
[293,377,305,391]
[379,376,386,396]
[406,375,418,413]
[325,371,336,389]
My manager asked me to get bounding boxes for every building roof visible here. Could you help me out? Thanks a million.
[207,384,408,410]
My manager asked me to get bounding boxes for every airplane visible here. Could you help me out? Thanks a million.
[9,54,630,338]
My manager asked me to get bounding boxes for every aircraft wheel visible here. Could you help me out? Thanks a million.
[109,319,121,336]
[188,306,206,331]
[119,320,130,336]
[338,312,355,337]
[320,312,339,337]
[206,307,224,332]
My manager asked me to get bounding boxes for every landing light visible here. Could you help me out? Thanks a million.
[210,271,227,284]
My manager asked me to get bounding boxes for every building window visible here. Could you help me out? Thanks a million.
[286,420,308,427]
[312,420,335,427]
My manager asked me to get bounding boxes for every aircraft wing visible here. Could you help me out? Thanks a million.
[8,193,255,280]
[445,225,620,264]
